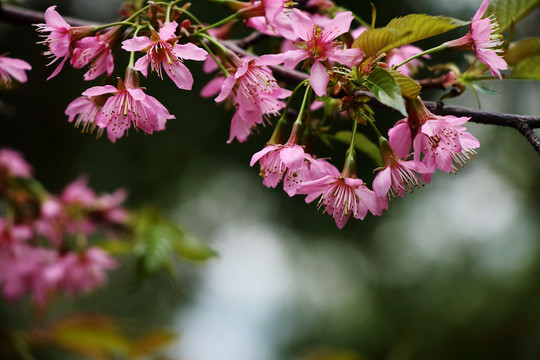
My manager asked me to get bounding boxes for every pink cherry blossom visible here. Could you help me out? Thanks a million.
[61,177,97,207]
[258,10,364,96]
[215,56,291,143]
[94,189,129,224]
[65,95,106,135]
[71,27,120,80]
[35,6,93,80]
[53,247,117,297]
[372,149,429,199]
[122,21,208,90]
[306,0,335,11]
[0,244,60,305]
[250,143,312,196]
[413,115,480,182]
[82,70,175,142]
[0,55,31,87]
[444,0,507,78]
[389,97,480,182]
[386,45,430,77]
[0,148,33,178]
[245,0,296,40]
[297,174,387,228]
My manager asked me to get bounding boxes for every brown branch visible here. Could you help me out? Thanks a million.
[425,102,540,156]
[2,3,540,155]
[0,4,94,27]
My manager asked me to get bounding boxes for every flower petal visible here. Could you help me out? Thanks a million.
[309,60,329,96]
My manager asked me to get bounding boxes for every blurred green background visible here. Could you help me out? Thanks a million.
[1,0,540,359]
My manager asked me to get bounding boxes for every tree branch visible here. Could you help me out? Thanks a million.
[2,3,540,155]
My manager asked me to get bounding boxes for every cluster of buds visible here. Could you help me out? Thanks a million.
[26,0,509,228]
[0,148,127,305]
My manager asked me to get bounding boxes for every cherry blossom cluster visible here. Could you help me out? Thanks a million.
[0,148,126,305]
[28,0,508,228]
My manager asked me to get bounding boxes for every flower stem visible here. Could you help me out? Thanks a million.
[280,79,310,123]
[91,21,135,32]
[294,84,313,126]
[196,34,231,77]
[342,113,359,178]
[365,116,385,143]
[393,44,447,71]
[195,12,240,34]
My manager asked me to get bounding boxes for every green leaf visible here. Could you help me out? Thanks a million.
[488,0,540,33]
[134,226,174,278]
[173,234,218,263]
[129,329,177,359]
[505,37,540,65]
[386,69,422,98]
[365,68,407,116]
[47,315,130,359]
[334,131,383,166]
[509,55,540,79]
[353,14,467,57]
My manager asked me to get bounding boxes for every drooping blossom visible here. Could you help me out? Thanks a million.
[122,21,208,90]
[0,55,31,87]
[214,56,291,143]
[258,9,364,96]
[0,148,33,178]
[52,247,118,297]
[35,6,93,80]
[444,0,507,78]
[71,27,121,80]
[65,94,107,135]
[250,121,314,195]
[296,150,387,228]
[372,140,429,199]
[245,0,296,40]
[82,69,175,142]
[389,97,480,182]
[297,173,387,229]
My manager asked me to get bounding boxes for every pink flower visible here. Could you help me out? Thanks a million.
[82,70,175,142]
[0,55,31,87]
[372,142,429,199]
[0,244,60,305]
[306,0,335,11]
[35,6,93,80]
[53,247,117,297]
[413,115,480,182]
[297,174,387,228]
[0,219,32,252]
[444,0,507,78]
[0,148,33,178]
[389,98,480,182]
[61,177,97,207]
[245,0,296,40]
[122,21,208,90]
[65,95,106,135]
[71,28,120,80]
[215,56,291,143]
[94,189,129,224]
[258,10,364,96]
[250,143,312,196]
[386,45,429,77]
